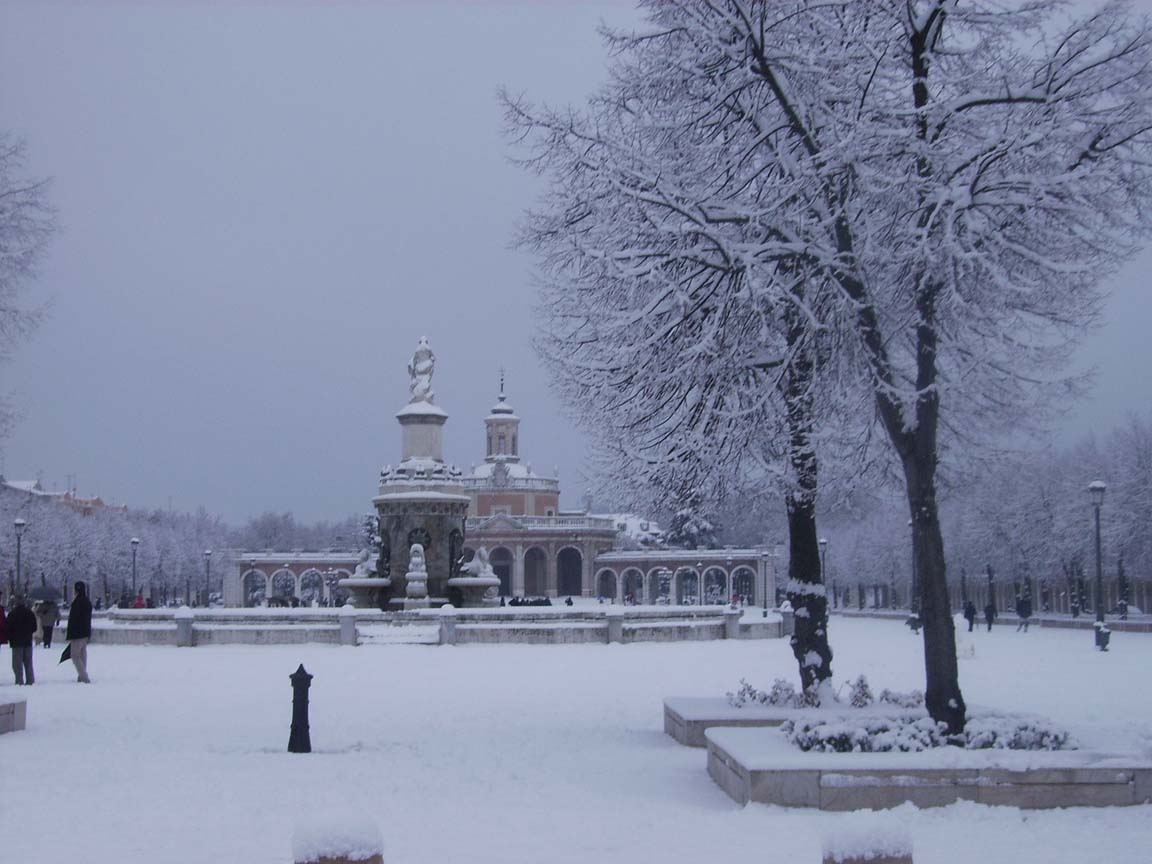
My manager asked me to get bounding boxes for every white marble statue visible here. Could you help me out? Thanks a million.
[407,337,436,404]
[353,549,376,579]
[406,542,429,599]
[460,546,496,579]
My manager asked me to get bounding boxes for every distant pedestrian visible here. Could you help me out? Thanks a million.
[131,591,146,610]
[564,596,574,606]
[963,600,977,632]
[66,580,93,683]
[7,595,37,685]
[1016,595,1033,633]
[36,599,60,647]
[984,602,996,632]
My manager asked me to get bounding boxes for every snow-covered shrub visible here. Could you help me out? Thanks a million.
[783,715,1073,753]
[962,717,1071,751]
[878,688,924,709]
[848,675,874,708]
[726,677,801,708]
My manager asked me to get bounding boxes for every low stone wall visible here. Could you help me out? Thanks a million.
[89,607,785,646]
[833,608,1152,633]
[705,726,1152,810]
[0,699,27,735]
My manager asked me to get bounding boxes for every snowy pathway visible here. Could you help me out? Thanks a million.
[1,619,1149,863]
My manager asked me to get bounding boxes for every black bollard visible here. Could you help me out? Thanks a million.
[288,663,313,753]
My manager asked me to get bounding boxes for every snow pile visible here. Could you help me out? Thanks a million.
[822,827,911,862]
[783,714,1073,753]
[291,809,383,863]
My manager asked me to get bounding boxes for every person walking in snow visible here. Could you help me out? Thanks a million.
[963,600,977,632]
[36,599,60,647]
[66,580,93,683]
[984,601,996,632]
[1016,594,1033,633]
[7,595,37,685]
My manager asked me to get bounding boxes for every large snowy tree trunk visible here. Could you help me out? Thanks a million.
[903,451,966,734]
[782,302,833,698]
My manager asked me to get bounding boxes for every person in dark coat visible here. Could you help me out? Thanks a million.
[984,602,996,632]
[963,600,977,632]
[66,580,93,683]
[6,595,37,685]
[1016,595,1033,632]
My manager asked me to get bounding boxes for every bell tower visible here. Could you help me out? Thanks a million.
[485,370,520,463]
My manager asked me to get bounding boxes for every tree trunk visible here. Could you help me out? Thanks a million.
[903,453,966,734]
[781,299,833,698]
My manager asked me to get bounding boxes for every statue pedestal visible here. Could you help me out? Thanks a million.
[446,576,501,609]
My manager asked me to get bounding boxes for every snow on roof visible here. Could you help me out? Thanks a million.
[595,513,664,539]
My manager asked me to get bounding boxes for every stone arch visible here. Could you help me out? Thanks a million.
[490,546,514,597]
[270,569,296,604]
[596,568,618,600]
[732,567,755,603]
[523,546,547,596]
[242,569,267,607]
[557,547,583,598]
[674,567,699,605]
[703,567,728,605]
[622,568,645,604]
[299,569,325,606]
[648,568,672,604]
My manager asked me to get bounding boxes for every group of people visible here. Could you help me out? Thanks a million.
[962,595,1033,633]
[0,581,93,685]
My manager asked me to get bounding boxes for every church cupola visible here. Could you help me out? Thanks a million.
[485,370,520,462]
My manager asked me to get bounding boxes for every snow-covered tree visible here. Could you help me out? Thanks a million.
[509,0,1152,731]
[0,134,56,441]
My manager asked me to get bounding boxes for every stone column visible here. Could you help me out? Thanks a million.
[723,606,741,639]
[545,543,557,597]
[512,544,525,597]
[339,604,358,646]
[581,543,593,597]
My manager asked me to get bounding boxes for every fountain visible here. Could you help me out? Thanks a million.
[447,546,501,608]
[340,337,472,608]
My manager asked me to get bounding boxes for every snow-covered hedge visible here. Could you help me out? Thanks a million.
[727,675,924,710]
[782,714,1072,753]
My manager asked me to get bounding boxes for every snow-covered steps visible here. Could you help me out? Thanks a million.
[705,726,1152,810]
[357,624,441,645]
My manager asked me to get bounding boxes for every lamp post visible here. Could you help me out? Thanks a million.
[819,536,828,582]
[130,537,140,595]
[13,518,26,595]
[1088,480,1109,650]
[204,550,212,608]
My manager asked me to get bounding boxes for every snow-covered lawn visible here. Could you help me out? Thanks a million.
[2,619,1149,863]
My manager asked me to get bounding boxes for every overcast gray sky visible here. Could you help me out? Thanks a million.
[1,1,1149,524]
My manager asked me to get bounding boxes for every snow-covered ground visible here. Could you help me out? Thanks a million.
[2,618,1150,863]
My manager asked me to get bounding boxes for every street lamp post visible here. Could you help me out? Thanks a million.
[204,550,213,608]
[1089,480,1109,651]
[130,537,140,595]
[13,518,26,595]
[819,536,828,581]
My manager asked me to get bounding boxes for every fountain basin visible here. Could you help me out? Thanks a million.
[338,577,393,610]
[446,576,501,608]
